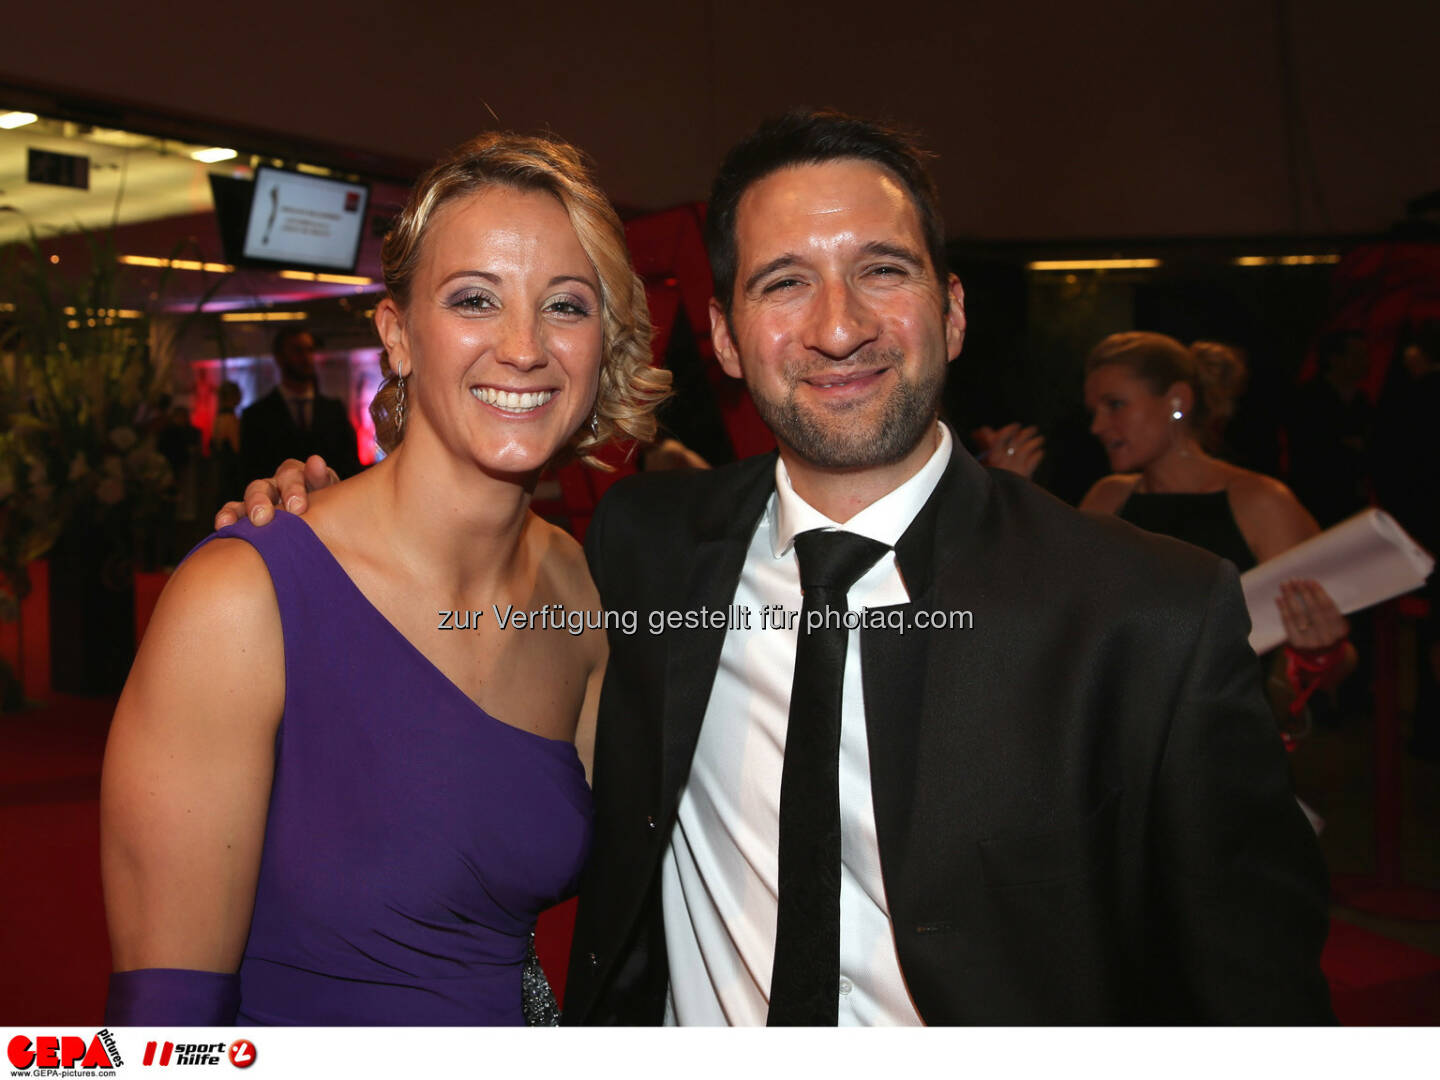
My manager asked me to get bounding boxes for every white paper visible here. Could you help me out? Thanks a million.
[1239,508,1434,654]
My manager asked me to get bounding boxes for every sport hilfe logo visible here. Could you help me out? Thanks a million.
[7,1030,122,1069]
[227,1041,255,1069]
[142,1039,256,1067]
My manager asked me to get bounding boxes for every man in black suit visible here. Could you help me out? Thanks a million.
[559,110,1332,1025]
[240,326,362,483]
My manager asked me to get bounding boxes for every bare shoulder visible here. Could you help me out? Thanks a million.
[164,534,274,597]
[146,539,281,648]
[120,537,285,735]
[107,536,284,838]
[1224,466,1319,560]
[1080,473,1140,514]
[103,536,284,972]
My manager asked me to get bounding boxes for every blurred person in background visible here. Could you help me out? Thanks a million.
[210,379,244,503]
[1080,332,1355,715]
[989,331,1356,717]
[1287,330,1373,529]
[241,326,362,482]
[1372,322,1440,758]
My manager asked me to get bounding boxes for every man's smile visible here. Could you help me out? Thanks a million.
[797,366,890,400]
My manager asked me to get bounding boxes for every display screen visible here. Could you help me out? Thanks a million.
[240,166,370,274]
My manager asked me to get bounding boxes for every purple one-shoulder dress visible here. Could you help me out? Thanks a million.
[112,513,593,1025]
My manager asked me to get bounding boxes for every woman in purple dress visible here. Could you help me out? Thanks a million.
[100,134,668,1025]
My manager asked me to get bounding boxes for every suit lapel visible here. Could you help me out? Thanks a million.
[862,449,991,905]
[860,604,928,885]
[660,456,777,816]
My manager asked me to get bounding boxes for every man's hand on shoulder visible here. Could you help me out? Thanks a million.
[214,455,339,529]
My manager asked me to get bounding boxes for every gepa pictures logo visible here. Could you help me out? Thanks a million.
[7,1029,122,1071]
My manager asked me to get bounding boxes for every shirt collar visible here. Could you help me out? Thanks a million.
[769,422,953,558]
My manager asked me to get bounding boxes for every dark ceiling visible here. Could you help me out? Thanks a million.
[4,0,1438,243]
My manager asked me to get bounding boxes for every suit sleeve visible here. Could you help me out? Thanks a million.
[238,405,268,490]
[328,401,363,479]
[581,486,612,601]
[1151,560,1334,1023]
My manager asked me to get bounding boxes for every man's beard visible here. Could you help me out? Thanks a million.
[749,348,945,470]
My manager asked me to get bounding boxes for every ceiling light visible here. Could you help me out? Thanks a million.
[220,311,310,322]
[278,269,376,286]
[1234,254,1341,267]
[1027,258,1162,271]
[191,147,238,164]
[0,111,39,130]
[118,254,234,273]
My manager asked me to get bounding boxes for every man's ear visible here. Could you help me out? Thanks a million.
[945,274,966,363]
[709,297,744,380]
[375,299,409,377]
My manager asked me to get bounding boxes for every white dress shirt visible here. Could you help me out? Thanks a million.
[660,424,953,1025]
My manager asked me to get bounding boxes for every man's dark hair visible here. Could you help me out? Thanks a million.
[272,325,311,357]
[704,108,950,318]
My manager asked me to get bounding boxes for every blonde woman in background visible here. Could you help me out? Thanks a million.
[985,331,1355,721]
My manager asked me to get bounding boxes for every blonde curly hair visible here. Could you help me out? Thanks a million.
[371,132,668,468]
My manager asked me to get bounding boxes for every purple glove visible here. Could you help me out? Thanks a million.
[106,968,240,1025]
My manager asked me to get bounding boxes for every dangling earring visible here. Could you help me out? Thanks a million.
[396,369,408,431]
[589,409,599,436]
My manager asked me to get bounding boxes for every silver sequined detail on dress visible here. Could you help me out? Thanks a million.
[523,930,561,1026]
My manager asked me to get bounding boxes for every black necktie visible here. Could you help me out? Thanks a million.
[767,528,890,1026]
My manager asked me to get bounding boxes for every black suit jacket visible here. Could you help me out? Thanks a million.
[563,448,1333,1024]
[240,387,363,482]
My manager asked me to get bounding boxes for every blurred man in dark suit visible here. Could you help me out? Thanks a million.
[241,327,362,482]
